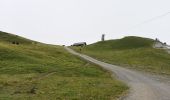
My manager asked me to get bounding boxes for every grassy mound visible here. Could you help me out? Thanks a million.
[73,36,170,75]
[0,31,128,100]
[87,36,154,50]
[0,31,33,44]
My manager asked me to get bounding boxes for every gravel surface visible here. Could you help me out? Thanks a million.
[65,47,170,100]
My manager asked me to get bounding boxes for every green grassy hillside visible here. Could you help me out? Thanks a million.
[73,36,170,75]
[0,31,33,44]
[0,31,128,100]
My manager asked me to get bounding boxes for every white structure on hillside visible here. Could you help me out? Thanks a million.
[154,38,169,49]
[154,42,164,48]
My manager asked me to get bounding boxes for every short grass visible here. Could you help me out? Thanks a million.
[0,31,128,100]
[72,36,170,75]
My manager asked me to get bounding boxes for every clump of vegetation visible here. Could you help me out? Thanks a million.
[72,36,170,75]
[0,31,128,100]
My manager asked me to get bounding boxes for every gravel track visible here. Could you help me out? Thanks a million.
[65,47,170,100]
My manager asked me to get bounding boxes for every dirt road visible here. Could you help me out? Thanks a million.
[65,47,170,100]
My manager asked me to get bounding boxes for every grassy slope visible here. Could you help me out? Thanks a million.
[0,31,128,100]
[73,36,170,75]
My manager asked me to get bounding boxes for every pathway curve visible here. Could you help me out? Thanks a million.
[65,47,170,100]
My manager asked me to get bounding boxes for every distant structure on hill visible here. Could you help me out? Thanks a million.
[72,42,87,47]
[154,38,169,49]
[101,34,105,41]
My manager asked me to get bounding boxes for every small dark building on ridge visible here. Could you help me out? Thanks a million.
[72,42,87,47]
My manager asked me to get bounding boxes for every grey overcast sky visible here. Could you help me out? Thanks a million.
[0,0,170,45]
